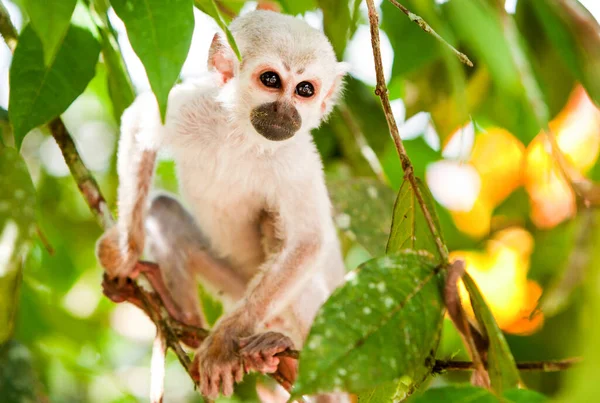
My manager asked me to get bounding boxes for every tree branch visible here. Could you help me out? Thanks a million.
[432,357,581,374]
[387,0,473,67]
[48,119,114,229]
[0,0,17,52]
[365,0,448,262]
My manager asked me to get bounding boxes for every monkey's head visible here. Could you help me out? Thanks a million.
[208,10,348,142]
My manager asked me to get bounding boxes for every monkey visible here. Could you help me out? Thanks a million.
[96,9,350,402]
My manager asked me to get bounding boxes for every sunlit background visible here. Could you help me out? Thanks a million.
[1,0,600,401]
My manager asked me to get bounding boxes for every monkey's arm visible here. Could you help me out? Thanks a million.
[97,93,164,277]
[196,178,334,397]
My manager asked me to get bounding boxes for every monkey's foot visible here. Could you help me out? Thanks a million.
[239,331,295,374]
[195,331,245,399]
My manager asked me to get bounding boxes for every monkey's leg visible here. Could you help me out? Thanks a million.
[145,195,246,328]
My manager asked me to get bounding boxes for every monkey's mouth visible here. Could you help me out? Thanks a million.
[250,102,302,142]
[251,121,298,141]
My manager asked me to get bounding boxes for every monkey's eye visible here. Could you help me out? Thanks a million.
[260,72,281,88]
[295,81,315,98]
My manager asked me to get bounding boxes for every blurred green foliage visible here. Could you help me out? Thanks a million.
[1,0,600,401]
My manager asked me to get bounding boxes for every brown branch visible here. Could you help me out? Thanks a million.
[365,0,448,262]
[48,119,114,229]
[387,0,473,67]
[432,358,582,374]
[0,1,17,52]
[36,226,55,255]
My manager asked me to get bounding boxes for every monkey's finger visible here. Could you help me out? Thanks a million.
[261,351,280,370]
[234,365,244,383]
[207,373,220,400]
[239,337,263,354]
[243,352,262,371]
[221,371,234,397]
[200,372,211,398]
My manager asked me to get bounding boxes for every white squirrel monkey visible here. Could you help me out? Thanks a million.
[97,9,349,402]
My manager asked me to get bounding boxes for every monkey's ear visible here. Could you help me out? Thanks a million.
[256,1,281,12]
[208,33,237,84]
[321,62,350,116]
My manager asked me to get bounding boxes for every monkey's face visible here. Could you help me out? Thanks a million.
[243,63,333,142]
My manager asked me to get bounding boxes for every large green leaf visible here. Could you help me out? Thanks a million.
[8,5,100,149]
[0,340,43,402]
[112,0,195,120]
[412,385,548,403]
[0,148,36,344]
[328,178,396,257]
[293,251,444,397]
[530,0,600,108]
[386,178,444,259]
[24,0,77,65]
[462,273,521,394]
[357,381,407,403]
[194,0,240,60]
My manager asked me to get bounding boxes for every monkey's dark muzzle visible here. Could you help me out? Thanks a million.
[250,101,302,141]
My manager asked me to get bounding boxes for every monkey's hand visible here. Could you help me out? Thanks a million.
[195,316,248,399]
[96,226,143,278]
[239,331,295,374]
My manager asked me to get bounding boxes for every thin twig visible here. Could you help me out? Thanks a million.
[432,357,582,373]
[365,0,448,262]
[0,0,17,52]
[36,226,54,255]
[387,0,473,67]
[48,119,114,229]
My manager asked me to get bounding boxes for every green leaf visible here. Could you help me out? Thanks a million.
[24,0,76,65]
[276,0,318,16]
[412,385,548,403]
[530,0,600,108]
[112,0,195,120]
[0,340,44,402]
[8,5,100,149]
[412,384,494,403]
[503,388,549,403]
[357,381,405,403]
[387,178,444,259]
[98,28,136,121]
[445,0,521,97]
[462,273,521,394]
[0,148,36,344]
[328,178,397,257]
[293,251,444,396]
[194,0,241,60]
